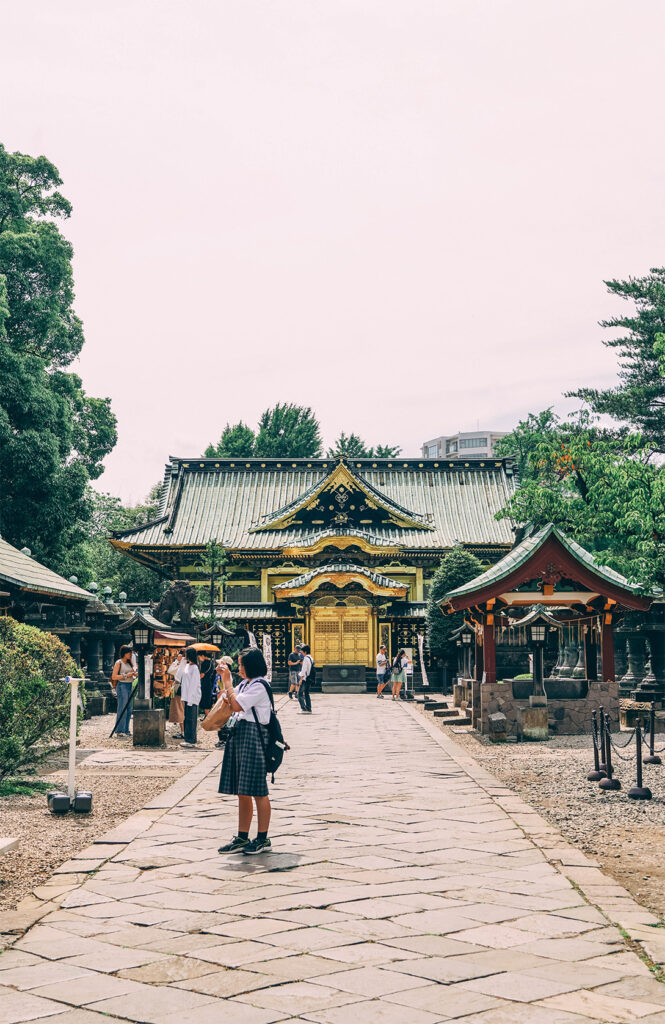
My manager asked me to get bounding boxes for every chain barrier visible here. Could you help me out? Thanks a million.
[607,729,637,761]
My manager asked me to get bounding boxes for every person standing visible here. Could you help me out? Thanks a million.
[298,644,313,714]
[218,647,273,855]
[180,648,201,748]
[167,649,186,738]
[391,648,408,701]
[111,645,137,735]
[214,656,235,748]
[200,655,216,713]
[287,644,303,699]
[376,644,389,698]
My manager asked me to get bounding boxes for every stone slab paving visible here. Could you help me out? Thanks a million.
[2,696,665,1023]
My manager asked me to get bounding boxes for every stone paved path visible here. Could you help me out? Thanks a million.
[2,696,665,1023]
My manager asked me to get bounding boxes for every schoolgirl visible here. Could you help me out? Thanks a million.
[217,647,273,855]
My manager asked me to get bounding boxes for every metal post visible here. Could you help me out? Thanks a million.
[587,710,606,781]
[599,712,621,790]
[644,702,662,766]
[629,722,652,799]
[598,704,607,772]
[67,676,79,801]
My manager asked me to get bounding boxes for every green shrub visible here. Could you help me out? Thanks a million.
[0,618,79,782]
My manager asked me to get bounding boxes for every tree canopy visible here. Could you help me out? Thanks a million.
[0,143,116,568]
[569,268,665,450]
[205,421,256,458]
[426,547,484,665]
[327,432,402,458]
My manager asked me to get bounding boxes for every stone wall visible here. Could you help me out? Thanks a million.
[479,678,619,737]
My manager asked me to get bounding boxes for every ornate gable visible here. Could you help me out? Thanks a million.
[250,459,433,534]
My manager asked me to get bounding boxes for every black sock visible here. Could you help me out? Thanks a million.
[257,831,268,842]
[238,831,249,841]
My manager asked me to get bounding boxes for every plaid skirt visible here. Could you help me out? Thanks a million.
[218,719,269,798]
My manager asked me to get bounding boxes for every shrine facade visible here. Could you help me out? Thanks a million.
[111,455,518,680]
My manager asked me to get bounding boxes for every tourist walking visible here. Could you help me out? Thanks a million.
[180,648,201,748]
[298,643,313,713]
[287,644,303,699]
[376,644,389,698]
[391,648,408,700]
[218,647,273,855]
[111,645,137,735]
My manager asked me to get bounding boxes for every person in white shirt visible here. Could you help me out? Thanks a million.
[298,644,313,714]
[167,650,186,738]
[180,648,201,748]
[376,645,389,698]
[218,647,273,856]
[391,648,408,701]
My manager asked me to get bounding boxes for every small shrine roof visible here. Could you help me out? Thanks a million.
[0,537,91,602]
[443,523,656,611]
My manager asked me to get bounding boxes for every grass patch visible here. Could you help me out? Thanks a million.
[0,778,53,797]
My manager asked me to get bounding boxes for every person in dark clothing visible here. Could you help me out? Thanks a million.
[199,655,216,712]
[298,644,313,713]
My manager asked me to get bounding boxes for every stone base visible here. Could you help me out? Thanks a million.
[518,705,549,741]
[133,708,165,747]
[321,681,366,694]
[85,695,107,717]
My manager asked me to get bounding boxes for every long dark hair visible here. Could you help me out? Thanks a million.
[393,649,405,669]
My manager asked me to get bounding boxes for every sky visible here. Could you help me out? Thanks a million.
[2,0,664,502]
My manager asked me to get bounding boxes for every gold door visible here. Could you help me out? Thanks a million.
[311,606,371,666]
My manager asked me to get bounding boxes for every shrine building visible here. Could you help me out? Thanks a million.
[111,455,517,679]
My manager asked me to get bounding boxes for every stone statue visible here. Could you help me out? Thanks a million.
[154,580,196,624]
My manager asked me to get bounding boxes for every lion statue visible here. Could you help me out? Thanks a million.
[154,580,196,625]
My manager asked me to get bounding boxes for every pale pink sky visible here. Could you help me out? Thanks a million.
[3,1,664,502]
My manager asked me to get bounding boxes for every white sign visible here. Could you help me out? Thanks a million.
[417,633,429,688]
[262,633,273,683]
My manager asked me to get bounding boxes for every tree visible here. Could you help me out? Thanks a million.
[0,144,117,567]
[205,421,255,458]
[570,268,665,450]
[493,409,560,480]
[195,540,229,619]
[426,547,484,667]
[62,486,165,602]
[254,403,322,458]
[496,414,665,586]
[327,432,402,458]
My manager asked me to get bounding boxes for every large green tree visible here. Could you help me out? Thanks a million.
[570,268,665,449]
[63,485,164,602]
[426,547,484,666]
[0,144,116,567]
[205,421,255,458]
[254,403,322,458]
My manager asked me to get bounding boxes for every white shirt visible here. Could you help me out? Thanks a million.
[299,654,312,681]
[234,677,272,725]
[376,652,387,672]
[181,663,201,705]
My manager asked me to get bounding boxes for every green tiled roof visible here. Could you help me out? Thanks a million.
[444,523,655,603]
[0,537,90,601]
[112,457,517,552]
[273,563,407,591]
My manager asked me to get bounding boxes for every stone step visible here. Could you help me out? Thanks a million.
[434,709,459,718]
[437,714,472,726]
[424,702,448,711]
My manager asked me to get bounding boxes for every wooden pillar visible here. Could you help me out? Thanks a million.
[601,617,615,682]
[483,620,496,685]
[474,635,483,681]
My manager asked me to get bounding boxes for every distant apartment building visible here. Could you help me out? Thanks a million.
[421,430,507,460]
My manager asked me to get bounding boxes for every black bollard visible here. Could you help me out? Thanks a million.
[598,704,607,773]
[599,712,621,791]
[643,702,662,766]
[588,710,607,781]
[628,722,652,800]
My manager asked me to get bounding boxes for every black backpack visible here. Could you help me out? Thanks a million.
[251,680,290,783]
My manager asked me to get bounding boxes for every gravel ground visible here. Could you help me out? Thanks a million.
[420,707,665,922]
[0,713,221,912]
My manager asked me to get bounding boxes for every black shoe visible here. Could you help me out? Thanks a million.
[243,837,272,855]
[218,835,250,854]
[288,692,294,699]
